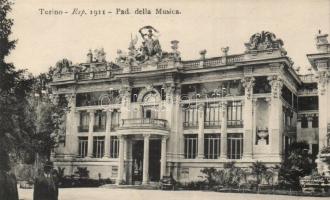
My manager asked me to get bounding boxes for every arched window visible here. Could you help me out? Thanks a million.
[142,91,160,103]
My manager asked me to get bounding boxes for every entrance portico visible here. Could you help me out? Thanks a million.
[116,118,169,185]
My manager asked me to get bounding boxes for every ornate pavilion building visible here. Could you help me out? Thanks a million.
[50,27,330,185]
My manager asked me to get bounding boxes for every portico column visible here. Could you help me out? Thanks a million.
[160,136,168,178]
[268,75,283,160]
[117,135,125,184]
[87,110,95,158]
[197,103,205,159]
[242,77,255,160]
[64,93,78,158]
[104,109,112,158]
[220,101,228,159]
[142,134,150,185]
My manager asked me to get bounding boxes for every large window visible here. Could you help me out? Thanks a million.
[301,115,308,128]
[204,134,221,159]
[110,136,119,158]
[184,134,198,159]
[183,104,198,128]
[227,101,243,128]
[111,110,121,130]
[204,103,221,128]
[94,110,106,132]
[298,96,318,111]
[93,136,105,158]
[227,133,243,159]
[78,137,88,158]
[79,111,89,132]
[312,115,318,128]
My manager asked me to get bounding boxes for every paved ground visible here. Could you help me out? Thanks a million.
[18,188,322,200]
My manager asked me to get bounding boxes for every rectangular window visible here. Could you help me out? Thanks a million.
[79,111,89,132]
[204,134,221,159]
[78,137,88,158]
[94,111,106,132]
[227,101,243,128]
[184,134,198,159]
[110,136,119,158]
[301,115,308,128]
[227,133,243,159]
[111,110,121,130]
[93,136,105,158]
[204,103,221,128]
[183,104,198,128]
[312,115,318,128]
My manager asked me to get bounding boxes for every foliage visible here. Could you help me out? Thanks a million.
[0,0,34,171]
[250,161,267,185]
[200,162,250,189]
[278,141,316,190]
[320,146,330,154]
[74,167,89,179]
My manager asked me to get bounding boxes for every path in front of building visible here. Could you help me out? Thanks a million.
[18,187,323,200]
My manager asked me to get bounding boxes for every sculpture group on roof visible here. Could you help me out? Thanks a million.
[116,26,181,66]
[245,31,286,55]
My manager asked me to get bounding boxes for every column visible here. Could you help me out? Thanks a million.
[116,135,125,184]
[242,77,255,160]
[142,134,150,185]
[87,110,95,158]
[268,75,283,160]
[296,115,302,141]
[64,93,78,159]
[160,136,168,178]
[197,103,205,159]
[220,101,228,159]
[104,109,112,158]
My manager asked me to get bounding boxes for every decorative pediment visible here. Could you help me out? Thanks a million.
[245,31,286,55]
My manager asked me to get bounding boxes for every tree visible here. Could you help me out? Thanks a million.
[0,0,33,170]
[278,141,316,189]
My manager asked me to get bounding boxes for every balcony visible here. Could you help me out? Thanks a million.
[204,121,221,129]
[227,120,243,128]
[183,122,199,129]
[78,125,89,132]
[93,125,106,132]
[118,118,169,136]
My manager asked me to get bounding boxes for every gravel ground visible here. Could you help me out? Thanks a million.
[18,188,322,200]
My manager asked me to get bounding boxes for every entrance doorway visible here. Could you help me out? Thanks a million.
[132,140,143,184]
[149,140,161,182]
[131,139,161,184]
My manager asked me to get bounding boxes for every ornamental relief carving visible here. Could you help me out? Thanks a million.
[241,77,255,99]
[267,75,283,98]
[316,71,330,95]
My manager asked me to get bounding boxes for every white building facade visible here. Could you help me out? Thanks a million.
[50,27,330,184]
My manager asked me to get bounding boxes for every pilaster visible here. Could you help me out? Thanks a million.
[104,109,113,158]
[220,101,228,159]
[242,77,255,160]
[197,103,205,159]
[87,110,95,158]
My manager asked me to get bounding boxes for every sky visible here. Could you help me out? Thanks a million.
[7,0,330,75]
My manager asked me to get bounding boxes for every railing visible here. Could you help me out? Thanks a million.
[183,122,199,129]
[93,125,106,132]
[131,66,142,72]
[78,72,91,80]
[157,63,168,69]
[299,74,316,83]
[204,121,221,128]
[182,60,200,68]
[204,58,224,67]
[227,120,243,128]
[78,125,89,132]
[121,118,168,129]
[226,54,244,64]
[94,71,108,79]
